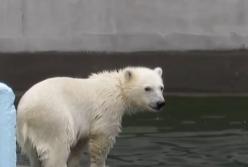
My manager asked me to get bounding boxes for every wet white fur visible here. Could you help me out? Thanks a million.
[16,66,164,167]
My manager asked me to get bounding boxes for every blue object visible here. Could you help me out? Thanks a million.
[0,83,16,167]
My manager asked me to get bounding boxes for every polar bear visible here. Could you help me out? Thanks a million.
[16,66,165,167]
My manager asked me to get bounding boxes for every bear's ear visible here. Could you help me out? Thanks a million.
[154,67,163,76]
[124,69,132,81]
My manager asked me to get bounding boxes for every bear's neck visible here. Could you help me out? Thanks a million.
[89,70,136,115]
[88,71,139,136]
[116,73,140,114]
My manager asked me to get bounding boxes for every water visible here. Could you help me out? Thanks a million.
[17,97,248,166]
[110,130,248,167]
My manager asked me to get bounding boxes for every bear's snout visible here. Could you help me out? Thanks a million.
[150,100,165,111]
[156,100,165,109]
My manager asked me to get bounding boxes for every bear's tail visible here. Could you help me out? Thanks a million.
[16,120,29,154]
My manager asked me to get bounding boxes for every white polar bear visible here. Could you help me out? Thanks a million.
[16,66,165,167]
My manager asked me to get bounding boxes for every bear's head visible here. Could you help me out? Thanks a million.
[121,67,165,112]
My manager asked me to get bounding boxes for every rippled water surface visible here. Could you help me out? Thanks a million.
[17,97,248,166]
[108,129,248,167]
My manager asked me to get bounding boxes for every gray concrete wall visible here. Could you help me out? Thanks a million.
[0,0,248,52]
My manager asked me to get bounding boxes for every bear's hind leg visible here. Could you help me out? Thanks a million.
[41,142,70,167]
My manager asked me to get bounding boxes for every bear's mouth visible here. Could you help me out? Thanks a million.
[149,105,161,112]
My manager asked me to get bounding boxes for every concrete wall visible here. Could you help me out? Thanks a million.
[0,0,248,51]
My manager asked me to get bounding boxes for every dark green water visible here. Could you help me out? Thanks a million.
[17,97,248,166]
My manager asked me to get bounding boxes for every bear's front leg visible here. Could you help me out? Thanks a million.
[89,135,114,167]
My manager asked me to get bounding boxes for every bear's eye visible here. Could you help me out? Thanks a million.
[160,86,164,91]
[144,87,152,92]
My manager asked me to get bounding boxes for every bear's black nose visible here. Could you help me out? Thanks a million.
[156,100,165,109]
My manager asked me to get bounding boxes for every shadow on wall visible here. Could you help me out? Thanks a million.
[0,50,248,98]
